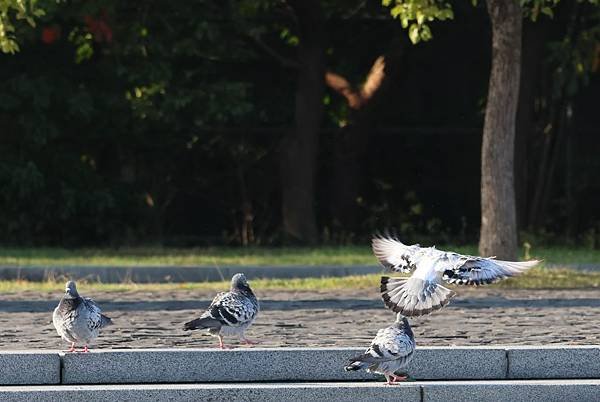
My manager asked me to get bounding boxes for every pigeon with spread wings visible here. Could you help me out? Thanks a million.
[373,235,540,317]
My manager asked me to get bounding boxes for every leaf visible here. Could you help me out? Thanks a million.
[541,7,553,18]
[391,5,403,18]
[409,23,420,44]
[420,25,432,41]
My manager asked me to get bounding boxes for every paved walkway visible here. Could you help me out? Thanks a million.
[1,288,599,350]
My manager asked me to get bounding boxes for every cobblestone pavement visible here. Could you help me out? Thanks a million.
[1,288,599,350]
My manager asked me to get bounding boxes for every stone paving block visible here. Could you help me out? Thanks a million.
[0,351,60,385]
[410,346,507,380]
[0,382,421,402]
[61,348,373,384]
[507,346,600,379]
[61,347,509,384]
[423,379,600,402]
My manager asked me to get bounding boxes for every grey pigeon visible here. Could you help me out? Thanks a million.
[183,273,259,349]
[374,235,540,316]
[345,314,415,385]
[52,281,113,352]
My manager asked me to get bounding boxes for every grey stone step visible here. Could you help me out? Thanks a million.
[2,346,599,386]
[0,351,60,385]
[1,380,599,402]
[60,346,506,384]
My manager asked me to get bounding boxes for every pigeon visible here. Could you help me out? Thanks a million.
[183,273,259,349]
[345,314,415,385]
[52,281,113,352]
[373,235,540,316]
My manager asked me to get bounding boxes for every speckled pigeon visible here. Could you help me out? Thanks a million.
[52,281,113,352]
[345,314,415,385]
[183,273,259,349]
[374,234,540,316]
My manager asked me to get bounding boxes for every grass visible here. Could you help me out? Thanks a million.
[0,244,599,267]
[1,267,599,294]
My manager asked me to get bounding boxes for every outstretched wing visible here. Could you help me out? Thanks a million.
[372,235,421,273]
[441,253,540,285]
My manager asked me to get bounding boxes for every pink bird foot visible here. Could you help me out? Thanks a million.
[218,336,230,349]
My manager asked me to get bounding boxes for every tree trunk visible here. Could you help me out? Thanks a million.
[479,0,522,260]
[279,0,325,244]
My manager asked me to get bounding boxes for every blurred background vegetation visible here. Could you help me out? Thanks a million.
[0,0,598,251]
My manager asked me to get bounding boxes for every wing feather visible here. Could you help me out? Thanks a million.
[441,254,540,285]
[204,292,258,327]
[372,235,420,273]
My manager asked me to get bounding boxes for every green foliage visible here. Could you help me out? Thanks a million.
[0,0,294,245]
[520,0,560,21]
[546,4,600,98]
[0,0,45,53]
[382,0,454,44]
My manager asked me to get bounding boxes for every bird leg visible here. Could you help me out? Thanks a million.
[384,374,397,385]
[67,342,76,353]
[81,345,90,353]
[218,335,230,349]
[241,336,260,345]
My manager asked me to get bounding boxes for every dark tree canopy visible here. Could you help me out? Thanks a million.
[0,0,598,248]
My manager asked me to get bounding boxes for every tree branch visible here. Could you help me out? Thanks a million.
[247,34,299,69]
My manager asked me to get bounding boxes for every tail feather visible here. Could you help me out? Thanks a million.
[344,359,368,372]
[381,276,455,317]
[183,316,222,331]
[100,314,113,328]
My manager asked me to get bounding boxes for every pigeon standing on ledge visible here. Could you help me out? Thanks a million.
[183,273,259,349]
[345,314,415,385]
[52,281,113,352]
[373,235,540,316]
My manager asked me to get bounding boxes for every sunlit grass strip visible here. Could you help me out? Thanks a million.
[0,245,599,266]
[0,268,598,294]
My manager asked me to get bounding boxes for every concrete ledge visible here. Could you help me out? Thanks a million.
[0,351,60,385]
[0,265,382,283]
[410,346,506,380]
[0,383,420,402]
[1,380,599,402]
[61,348,371,384]
[1,346,599,386]
[61,347,507,384]
[507,346,600,379]
[422,379,600,402]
